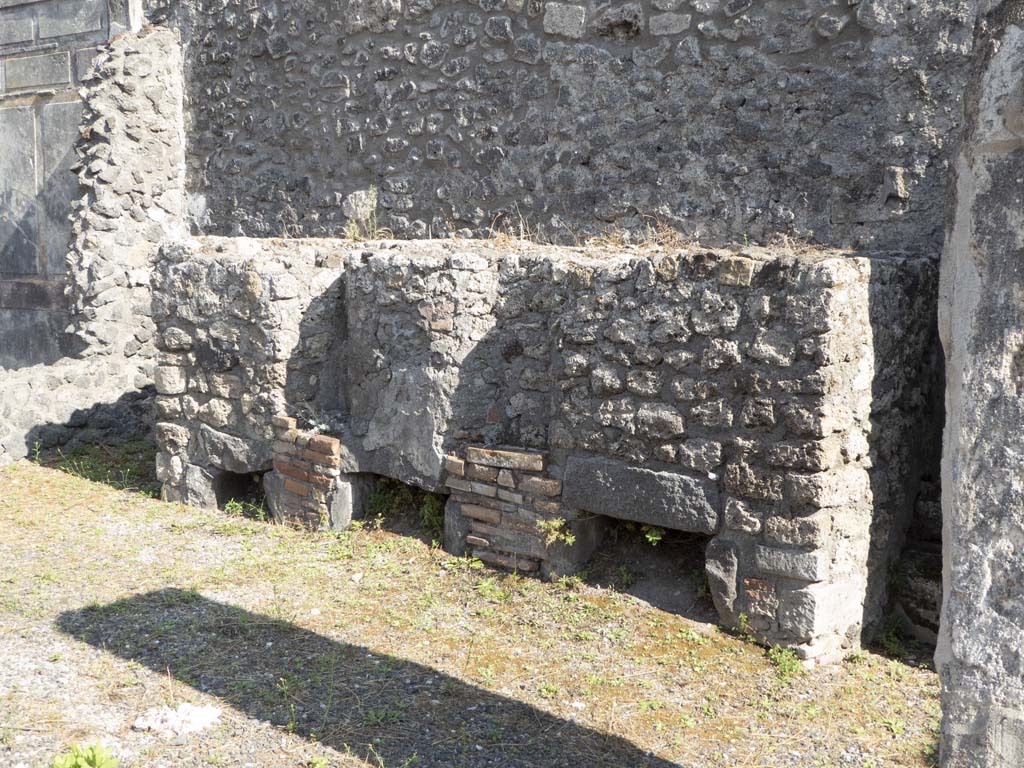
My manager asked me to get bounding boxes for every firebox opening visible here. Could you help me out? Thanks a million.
[213,469,266,517]
[582,518,717,624]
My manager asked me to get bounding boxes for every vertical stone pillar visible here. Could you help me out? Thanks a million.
[938,4,1024,764]
[265,416,372,530]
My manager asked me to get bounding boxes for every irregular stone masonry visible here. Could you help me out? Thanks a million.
[0,28,186,464]
[938,6,1024,763]
[152,237,939,662]
[151,238,349,506]
[0,0,142,368]
[166,0,975,253]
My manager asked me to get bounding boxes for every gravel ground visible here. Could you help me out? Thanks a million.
[0,448,940,768]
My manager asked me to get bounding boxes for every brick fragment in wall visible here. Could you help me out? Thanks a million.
[466,446,545,471]
[477,530,548,561]
[466,463,499,483]
[517,475,561,497]
[473,549,539,573]
[497,488,523,504]
[445,455,466,476]
[460,504,501,525]
[742,578,778,620]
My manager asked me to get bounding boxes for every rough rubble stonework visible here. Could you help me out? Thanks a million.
[938,1,1024,764]
[0,28,185,464]
[152,237,938,661]
[149,237,348,503]
[163,0,976,249]
[4,2,1021,762]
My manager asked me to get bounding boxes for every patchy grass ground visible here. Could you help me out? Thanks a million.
[1,445,939,768]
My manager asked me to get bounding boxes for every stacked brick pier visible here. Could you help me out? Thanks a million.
[443,446,601,576]
[264,416,342,528]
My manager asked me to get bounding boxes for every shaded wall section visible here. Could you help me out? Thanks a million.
[0,0,141,369]
[938,3,1024,764]
[0,27,186,464]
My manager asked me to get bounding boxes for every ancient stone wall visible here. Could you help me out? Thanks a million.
[938,3,1024,764]
[149,237,347,503]
[152,236,938,661]
[167,0,976,249]
[0,28,185,464]
[0,0,143,369]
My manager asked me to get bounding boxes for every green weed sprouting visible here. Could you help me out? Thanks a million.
[51,744,120,768]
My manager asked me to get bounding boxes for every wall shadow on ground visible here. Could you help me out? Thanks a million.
[57,589,680,768]
[10,387,154,464]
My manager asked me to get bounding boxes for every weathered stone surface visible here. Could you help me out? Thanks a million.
[938,8,1024,764]
[0,0,162,369]
[543,3,587,38]
[754,545,828,582]
[194,424,266,476]
[443,498,473,556]
[466,447,545,471]
[705,538,739,624]
[173,0,975,252]
[4,52,71,90]
[0,29,183,464]
[562,455,719,534]
[153,239,939,659]
[37,0,104,39]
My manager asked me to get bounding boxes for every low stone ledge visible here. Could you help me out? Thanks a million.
[561,455,719,535]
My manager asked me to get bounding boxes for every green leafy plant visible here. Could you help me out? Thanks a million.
[367,479,444,536]
[641,524,665,546]
[419,494,444,538]
[767,645,803,683]
[363,706,401,726]
[224,497,267,522]
[537,682,559,699]
[537,518,576,547]
[615,565,634,589]
[51,744,120,768]
[736,612,752,638]
[39,441,160,497]
[474,576,510,602]
[880,717,907,736]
